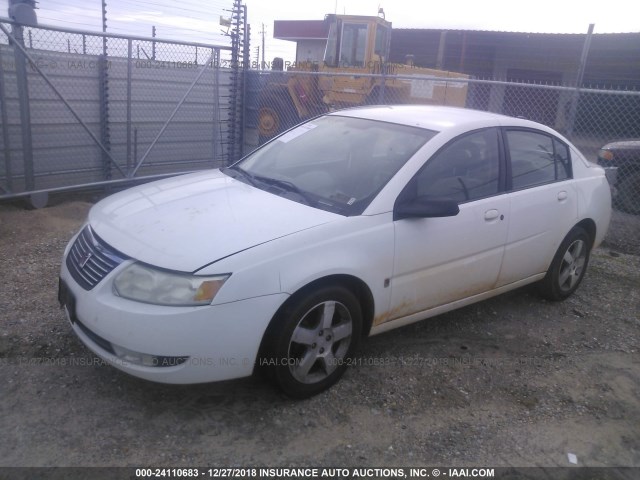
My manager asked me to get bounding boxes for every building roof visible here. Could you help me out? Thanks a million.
[273,20,329,40]
[389,29,640,85]
[273,19,640,41]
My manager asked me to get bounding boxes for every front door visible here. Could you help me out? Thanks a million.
[385,128,509,326]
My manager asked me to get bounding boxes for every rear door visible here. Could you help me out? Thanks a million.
[496,129,577,286]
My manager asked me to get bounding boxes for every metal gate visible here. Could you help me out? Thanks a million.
[0,19,237,204]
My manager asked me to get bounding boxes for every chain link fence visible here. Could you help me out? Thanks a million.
[245,69,640,254]
[0,20,235,203]
[0,19,638,253]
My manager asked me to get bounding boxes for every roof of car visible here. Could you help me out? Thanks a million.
[331,105,539,132]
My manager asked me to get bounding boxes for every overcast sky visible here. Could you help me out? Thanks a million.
[2,0,639,62]
[245,0,640,61]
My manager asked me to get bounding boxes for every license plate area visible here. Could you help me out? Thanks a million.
[58,278,77,324]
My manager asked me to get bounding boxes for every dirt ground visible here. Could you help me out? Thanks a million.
[0,195,639,469]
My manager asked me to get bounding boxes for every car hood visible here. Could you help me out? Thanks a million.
[601,140,640,151]
[88,170,341,272]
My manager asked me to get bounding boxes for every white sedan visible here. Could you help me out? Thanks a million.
[59,106,611,398]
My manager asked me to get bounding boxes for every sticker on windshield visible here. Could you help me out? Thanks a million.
[277,123,318,143]
[330,191,356,205]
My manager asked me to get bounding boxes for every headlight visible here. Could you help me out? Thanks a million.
[113,263,229,306]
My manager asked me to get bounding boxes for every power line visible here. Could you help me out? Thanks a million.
[38,16,102,28]
[117,0,228,18]
[35,0,231,34]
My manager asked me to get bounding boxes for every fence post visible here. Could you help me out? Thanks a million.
[378,66,386,104]
[12,24,34,191]
[212,48,220,165]
[228,0,244,163]
[0,44,13,192]
[126,38,132,174]
[566,24,594,139]
[152,26,156,60]
[98,53,112,180]
[241,5,249,157]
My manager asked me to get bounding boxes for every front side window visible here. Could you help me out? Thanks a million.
[507,130,572,189]
[413,128,501,203]
[340,23,368,67]
[228,116,437,215]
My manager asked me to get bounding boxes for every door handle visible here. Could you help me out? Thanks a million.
[557,191,568,201]
[484,209,500,221]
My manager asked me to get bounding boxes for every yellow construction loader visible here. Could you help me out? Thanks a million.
[258,13,469,140]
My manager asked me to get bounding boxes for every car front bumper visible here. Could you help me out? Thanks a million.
[59,260,288,384]
[602,166,618,186]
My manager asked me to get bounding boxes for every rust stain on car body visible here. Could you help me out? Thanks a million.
[373,279,501,327]
[373,300,414,326]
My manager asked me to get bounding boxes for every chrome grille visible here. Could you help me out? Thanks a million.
[66,226,128,290]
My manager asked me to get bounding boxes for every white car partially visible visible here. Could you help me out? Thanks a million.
[59,106,611,397]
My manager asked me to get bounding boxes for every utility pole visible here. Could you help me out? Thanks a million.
[260,22,265,69]
[566,23,595,138]
[254,46,259,69]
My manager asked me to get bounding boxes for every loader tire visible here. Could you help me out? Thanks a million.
[258,95,297,143]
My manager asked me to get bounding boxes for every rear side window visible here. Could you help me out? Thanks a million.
[554,139,571,181]
[506,130,572,189]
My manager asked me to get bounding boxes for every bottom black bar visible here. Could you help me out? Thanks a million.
[0,467,638,480]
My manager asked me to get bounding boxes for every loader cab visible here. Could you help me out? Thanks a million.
[322,14,391,71]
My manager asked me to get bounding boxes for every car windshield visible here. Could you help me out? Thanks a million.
[225,115,437,215]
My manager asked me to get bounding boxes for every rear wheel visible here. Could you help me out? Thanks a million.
[538,226,591,301]
[264,286,362,398]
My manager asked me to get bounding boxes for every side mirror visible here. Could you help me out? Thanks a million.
[394,196,460,220]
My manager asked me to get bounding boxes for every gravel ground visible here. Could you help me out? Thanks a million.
[0,195,639,469]
[603,209,640,256]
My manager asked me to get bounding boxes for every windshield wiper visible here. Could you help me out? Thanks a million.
[252,174,316,206]
[222,166,258,187]
[224,168,322,209]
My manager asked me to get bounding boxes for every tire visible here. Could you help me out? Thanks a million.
[538,226,591,301]
[617,171,640,215]
[258,95,297,143]
[263,286,362,398]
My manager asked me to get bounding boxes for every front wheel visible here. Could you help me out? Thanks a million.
[264,286,362,398]
[538,226,591,301]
